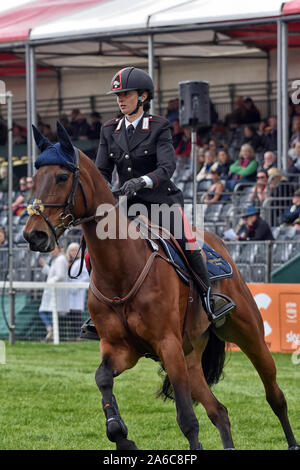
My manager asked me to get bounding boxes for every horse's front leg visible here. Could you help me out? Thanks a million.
[95,346,139,450]
[159,336,202,450]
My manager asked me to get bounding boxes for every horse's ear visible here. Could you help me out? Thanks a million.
[56,121,74,155]
[32,125,52,152]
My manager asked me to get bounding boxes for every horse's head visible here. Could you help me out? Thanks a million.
[24,121,87,252]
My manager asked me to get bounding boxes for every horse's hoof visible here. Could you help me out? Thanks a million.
[288,443,300,450]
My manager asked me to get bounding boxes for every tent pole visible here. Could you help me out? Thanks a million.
[281,20,289,173]
[276,20,282,171]
[25,44,32,175]
[148,33,155,114]
[30,46,37,174]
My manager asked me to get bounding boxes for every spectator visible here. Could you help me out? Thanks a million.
[171,119,184,149]
[0,226,8,281]
[41,123,56,142]
[248,169,269,205]
[216,148,233,181]
[196,149,217,182]
[227,143,258,190]
[261,116,277,152]
[175,128,202,170]
[0,166,8,192]
[0,116,7,145]
[59,114,72,136]
[288,141,300,175]
[289,115,300,149]
[262,151,277,171]
[66,242,89,341]
[281,189,300,226]
[25,176,35,205]
[203,167,224,204]
[12,123,27,145]
[165,98,179,123]
[224,96,245,126]
[242,124,262,151]
[224,206,274,241]
[257,119,268,138]
[88,111,102,140]
[70,112,91,141]
[39,244,69,342]
[242,97,261,124]
[8,177,27,215]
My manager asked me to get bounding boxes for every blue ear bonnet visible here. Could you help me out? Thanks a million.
[35,142,76,173]
[33,121,77,173]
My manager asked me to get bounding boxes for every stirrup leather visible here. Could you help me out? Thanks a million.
[204,287,236,324]
[80,318,99,341]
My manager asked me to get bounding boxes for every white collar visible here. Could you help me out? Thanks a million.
[125,113,144,129]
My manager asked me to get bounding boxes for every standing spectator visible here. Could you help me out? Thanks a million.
[227,143,258,190]
[165,98,179,123]
[66,242,89,341]
[41,124,56,142]
[261,116,277,151]
[289,116,300,149]
[88,111,102,140]
[12,123,27,145]
[281,189,300,226]
[70,113,91,141]
[59,114,72,136]
[39,245,69,342]
[242,97,261,124]
[175,127,201,170]
[0,166,8,192]
[171,119,184,149]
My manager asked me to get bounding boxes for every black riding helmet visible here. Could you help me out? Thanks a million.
[107,67,154,114]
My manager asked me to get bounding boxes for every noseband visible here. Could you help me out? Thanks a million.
[27,147,88,245]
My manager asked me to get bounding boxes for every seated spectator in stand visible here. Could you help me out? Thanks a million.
[248,169,269,205]
[0,116,7,145]
[9,177,27,215]
[242,97,261,124]
[206,139,218,159]
[203,167,224,205]
[224,206,274,241]
[25,176,35,205]
[226,143,258,191]
[261,116,277,151]
[216,148,233,181]
[70,113,91,141]
[165,98,179,123]
[242,124,262,151]
[288,141,300,175]
[289,115,300,149]
[171,119,184,149]
[281,189,300,226]
[0,166,8,192]
[12,123,27,145]
[88,111,102,140]
[257,119,267,138]
[262,151,277,171]
[196,149,217,182]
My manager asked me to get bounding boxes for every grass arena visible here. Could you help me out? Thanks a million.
[0,341,299,450]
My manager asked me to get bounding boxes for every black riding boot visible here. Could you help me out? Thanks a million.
[185,249,235,326]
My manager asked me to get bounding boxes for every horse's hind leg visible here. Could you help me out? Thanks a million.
[186,348,235,449]
[95,347,139,450]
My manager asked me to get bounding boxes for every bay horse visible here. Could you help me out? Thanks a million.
[23,122,299,450]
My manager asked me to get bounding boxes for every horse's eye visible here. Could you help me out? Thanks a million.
[56,173,69,184]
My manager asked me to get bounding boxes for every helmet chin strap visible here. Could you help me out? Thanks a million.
[128,96,143,116]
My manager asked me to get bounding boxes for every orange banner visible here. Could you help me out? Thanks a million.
[230,284,300,353]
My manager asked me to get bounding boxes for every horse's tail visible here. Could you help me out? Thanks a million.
[157,328,225,401]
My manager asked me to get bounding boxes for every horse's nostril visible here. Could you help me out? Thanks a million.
[23,229,51,251]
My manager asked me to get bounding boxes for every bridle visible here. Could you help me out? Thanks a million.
[27,146,121,247]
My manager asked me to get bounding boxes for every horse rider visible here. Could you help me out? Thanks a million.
[95,66,235,325]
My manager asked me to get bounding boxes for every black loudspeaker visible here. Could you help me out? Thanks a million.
[179,80,210,128]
